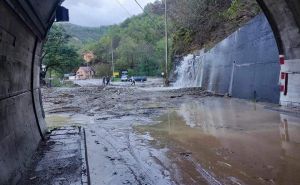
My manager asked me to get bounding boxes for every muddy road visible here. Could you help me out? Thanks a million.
[42,78,300,185]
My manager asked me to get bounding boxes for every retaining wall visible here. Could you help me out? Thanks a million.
[196,14,280,103]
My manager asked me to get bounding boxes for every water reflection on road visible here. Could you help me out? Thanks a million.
[137,97,300,185]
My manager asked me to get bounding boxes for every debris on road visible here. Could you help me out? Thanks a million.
[21,127,88,185]
[39,79,300,185]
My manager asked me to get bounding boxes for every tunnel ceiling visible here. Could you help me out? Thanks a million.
[286,0,300,29]
[258,0,300,58]
[7,0,63,39]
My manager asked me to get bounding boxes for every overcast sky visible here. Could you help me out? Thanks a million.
[63,0,156,27]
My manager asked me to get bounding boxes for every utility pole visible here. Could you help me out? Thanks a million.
[111,39,115,77]
[49,69,52,88]
[164,0,169,86]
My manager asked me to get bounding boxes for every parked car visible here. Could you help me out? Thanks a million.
[129,76,147,82]
[121,75,128,82]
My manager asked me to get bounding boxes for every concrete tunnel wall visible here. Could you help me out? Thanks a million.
[0,0,300,185]
[0,1,61,184]
[258,0,300,107]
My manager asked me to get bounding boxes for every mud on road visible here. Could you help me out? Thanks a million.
[42,84,210,124]
[42,79,300,185]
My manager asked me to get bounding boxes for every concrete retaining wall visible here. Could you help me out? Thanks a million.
[181,14,280,103]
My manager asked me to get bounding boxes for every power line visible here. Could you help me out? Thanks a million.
[133,0,158,24]
[113,0,133,17]
[133,0,144,11]
[99,0,167,68]
[134,0,160,34]
[108,0,161,51]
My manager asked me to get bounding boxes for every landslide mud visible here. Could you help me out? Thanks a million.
[42,79,300,185]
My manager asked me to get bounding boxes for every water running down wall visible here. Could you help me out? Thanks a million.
[174,14,280,104]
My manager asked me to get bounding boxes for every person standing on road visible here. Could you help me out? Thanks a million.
[102,76,106,86]
[106,76,110,86]
[131,77,135,86]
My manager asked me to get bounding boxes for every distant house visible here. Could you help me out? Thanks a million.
[76,67,95,80]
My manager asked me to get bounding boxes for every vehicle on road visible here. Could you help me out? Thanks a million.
[121,75,129,82]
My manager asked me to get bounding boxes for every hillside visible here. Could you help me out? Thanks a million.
[85,0,260,77]
[59,23,109,43]
[168,0,261,55]
[45,0,260,77]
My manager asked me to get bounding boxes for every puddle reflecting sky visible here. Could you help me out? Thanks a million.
[137,97,300,185]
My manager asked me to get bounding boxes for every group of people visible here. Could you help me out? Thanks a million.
[102,76,111,86]
[102,76,136,86]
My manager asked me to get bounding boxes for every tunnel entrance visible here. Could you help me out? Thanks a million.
[1,0,300,184]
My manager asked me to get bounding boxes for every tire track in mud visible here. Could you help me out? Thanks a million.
[180,155,223,185]
[88,125,150,185]
[90,122,177,185]
[126,132,175,185]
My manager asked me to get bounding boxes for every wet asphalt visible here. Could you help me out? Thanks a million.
[40,78,300,185]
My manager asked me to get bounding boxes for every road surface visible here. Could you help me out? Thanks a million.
[40,78,300,185]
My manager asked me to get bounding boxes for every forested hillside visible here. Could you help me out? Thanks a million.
[84,12,168,76]
[59,23,109,43]
[169,0,260,54]
[43,0,260,78]
[84,0,260,76]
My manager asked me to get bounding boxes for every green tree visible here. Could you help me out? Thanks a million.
[95,63,111,77]
[169,0,260,54]
[86,3,169,77]
[42,24,81,77]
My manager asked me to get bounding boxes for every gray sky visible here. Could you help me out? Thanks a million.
[63,0,156,27]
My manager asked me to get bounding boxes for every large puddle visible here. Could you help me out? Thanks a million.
[136,97,300,185]
[45,113,95,129]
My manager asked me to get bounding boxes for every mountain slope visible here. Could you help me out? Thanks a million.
[59,23,109,43]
